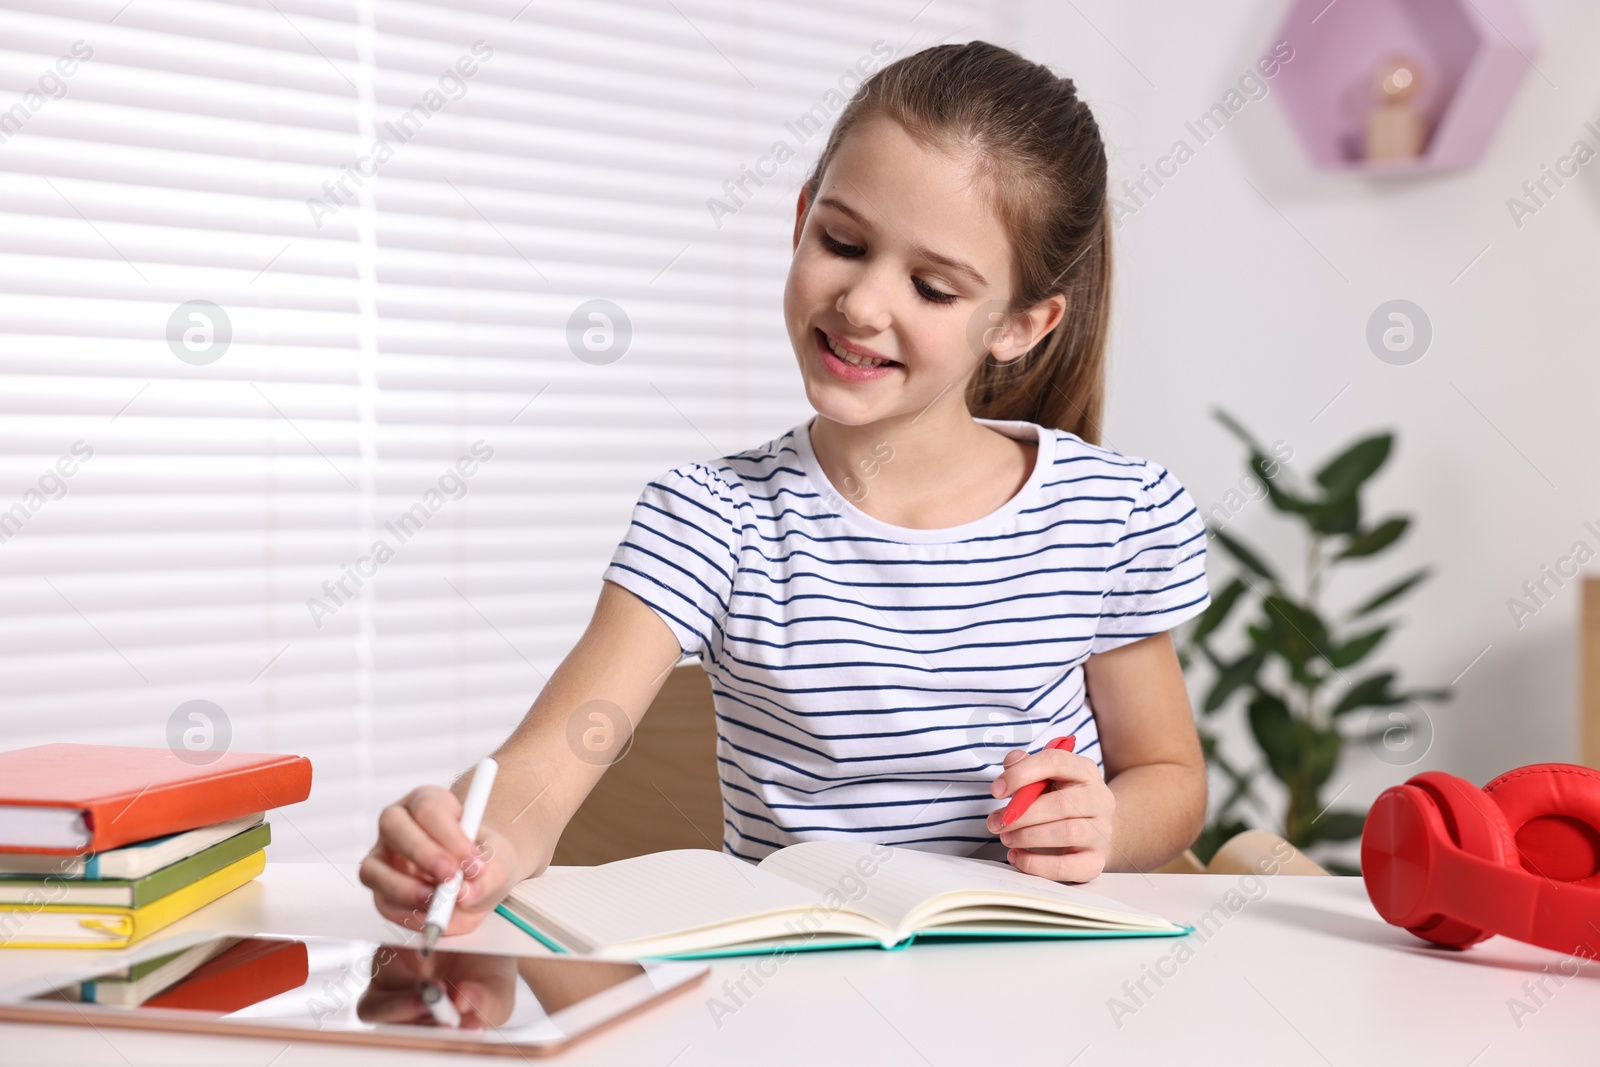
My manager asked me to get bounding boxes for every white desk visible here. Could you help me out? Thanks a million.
[0,863,1594,1065]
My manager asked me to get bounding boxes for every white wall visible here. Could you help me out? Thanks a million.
[1007,0,1600,834]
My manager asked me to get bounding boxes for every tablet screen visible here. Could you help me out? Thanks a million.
[12,933,705,1051]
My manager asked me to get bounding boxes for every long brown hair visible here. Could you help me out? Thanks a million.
[800,41,1110,444]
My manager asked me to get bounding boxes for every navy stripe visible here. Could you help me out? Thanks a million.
[644,478,741,545]
[722,629,1092,657]
[612,541,730,616]
[1041,472,1143,490]
[729,513,1134,549]
[724,608,1102,636]
[724,796,997,835]
[735,537,1124,570]
[711,683,1079,744]
[733,562,1129,592]
[716,647,1084,676]
[732,585,1104,614]
[603,568,714,653]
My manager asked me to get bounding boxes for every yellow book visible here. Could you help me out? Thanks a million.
[0,849,264,949]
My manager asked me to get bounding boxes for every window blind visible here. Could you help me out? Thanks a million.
[0,0,988,862]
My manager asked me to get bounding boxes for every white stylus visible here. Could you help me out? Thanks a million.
[421,756,498,956]
[419,979,462,1028]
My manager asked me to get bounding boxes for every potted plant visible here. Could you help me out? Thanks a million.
[1176,410,1449,874]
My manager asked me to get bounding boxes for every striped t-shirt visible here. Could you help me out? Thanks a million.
[602,415,1210,864]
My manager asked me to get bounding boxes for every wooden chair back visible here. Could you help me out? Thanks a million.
[550,662,723,867]
[1153,831,1329,875]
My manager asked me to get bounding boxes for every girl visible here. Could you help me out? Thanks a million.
[362,41,1210,938]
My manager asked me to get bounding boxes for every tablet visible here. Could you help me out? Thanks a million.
[0,931,708,1057]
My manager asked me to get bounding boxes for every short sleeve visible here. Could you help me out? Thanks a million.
[602,463,744,658]
[1092,461,1210,655]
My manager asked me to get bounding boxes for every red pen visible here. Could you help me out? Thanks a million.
[998,735,1076,829]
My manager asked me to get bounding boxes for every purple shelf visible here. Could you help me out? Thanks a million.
[1271,0,1537,174]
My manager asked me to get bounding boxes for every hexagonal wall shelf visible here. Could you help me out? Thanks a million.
[1271,0,1537,174]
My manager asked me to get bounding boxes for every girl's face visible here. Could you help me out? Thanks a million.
[784,113,1054,428]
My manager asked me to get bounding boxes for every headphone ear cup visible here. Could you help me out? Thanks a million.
[1363,784,1448,933]
[1483,763,1600,889]
[1400,772,1517,948]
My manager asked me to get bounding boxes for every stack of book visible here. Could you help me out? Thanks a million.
[0,744,312,950]
[40,935,312,1011]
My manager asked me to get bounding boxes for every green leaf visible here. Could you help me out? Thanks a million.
[1212,408,1271,459]
[1263,595,1332,662]
[1349,567,1431,618]
[1304,729,1344,794]
[1330,671,1402,717]
[1247,693,1297,780]
[1244,623,1273,652]
[1315,434,1392,498]
[1250,616,1320,690]
[1306,809,1366,844]
[1326,625,1390,669]
[1209,411,1306,517]
[1323,859,1362,877]
[1307,496,1361,536]
[1203,647,1267,714]
[1256,463,1319,516]
[1190,578,1248,645]
[1337,517,1409,560]
[1210,527,1277,583]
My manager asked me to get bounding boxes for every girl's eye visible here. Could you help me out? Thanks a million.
[820,232,958,306]
[820,232,864,257]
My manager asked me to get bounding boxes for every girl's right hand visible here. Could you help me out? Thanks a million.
[359,784,523,937]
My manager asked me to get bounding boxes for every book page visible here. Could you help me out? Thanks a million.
[758,841,1179,938]
[757,840,952,933]
[505,849,850,953]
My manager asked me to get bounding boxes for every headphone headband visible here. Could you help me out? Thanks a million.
[1433,826,1600,956]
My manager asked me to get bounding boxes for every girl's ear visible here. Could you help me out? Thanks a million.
[792,188,811,252]
[989,294,1067,365]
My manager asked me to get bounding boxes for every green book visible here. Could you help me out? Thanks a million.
[78,938,240,1005]
[0,823,270,908]
[496,840,1190,961]
[0,812,265,879]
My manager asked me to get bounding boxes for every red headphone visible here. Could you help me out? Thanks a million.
[1362,763,1600,955]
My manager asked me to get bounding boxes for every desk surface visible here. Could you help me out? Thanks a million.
[0,863,1594,1065]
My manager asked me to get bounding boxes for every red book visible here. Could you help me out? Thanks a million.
[143,938,310,1014]
[0,744,312,855]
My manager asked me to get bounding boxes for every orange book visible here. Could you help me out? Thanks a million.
[142,937,310,1014]
[0,744,311,855]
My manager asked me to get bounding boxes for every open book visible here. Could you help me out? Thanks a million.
[497,840,1190,960]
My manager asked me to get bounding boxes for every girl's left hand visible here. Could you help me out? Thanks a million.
[986,747,1116,883]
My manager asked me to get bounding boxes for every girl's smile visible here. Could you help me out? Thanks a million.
[814,327,902,382]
